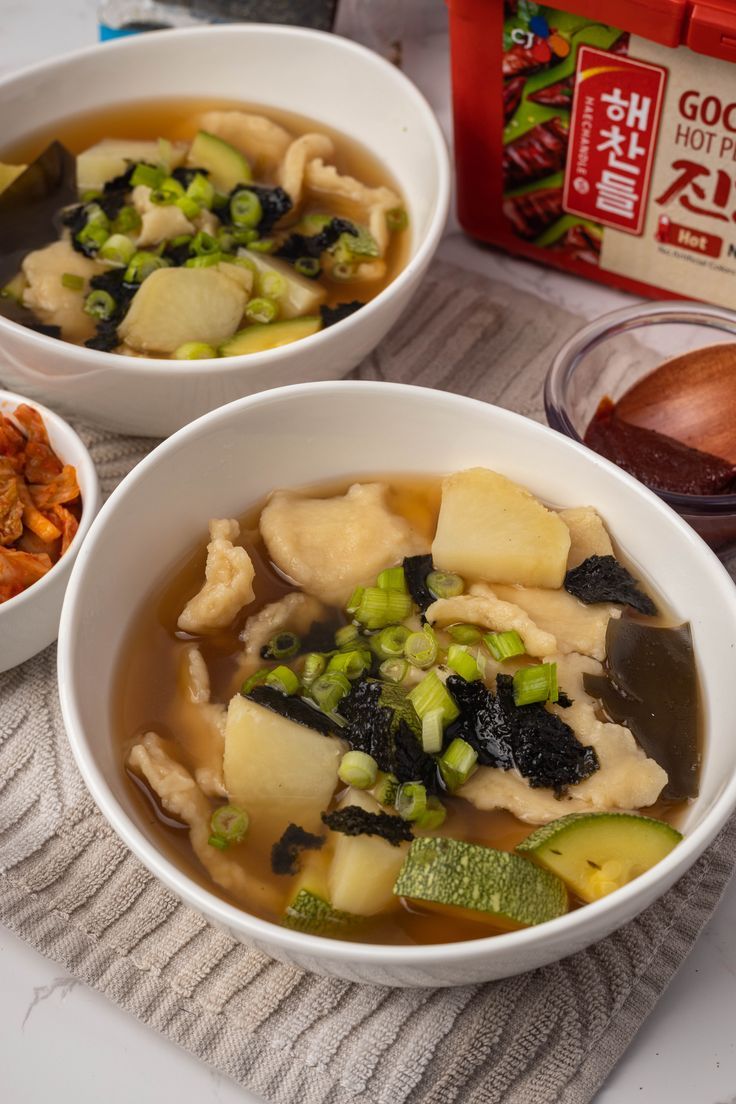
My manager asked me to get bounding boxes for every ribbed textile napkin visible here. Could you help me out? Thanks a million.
[1,261,734,1104]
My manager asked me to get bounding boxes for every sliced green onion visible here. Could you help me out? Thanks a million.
[112,205,142,235]
[191,230,220,256]
[294,257,320,278]
[301,652,326,687]
[404,626,439,670]
[211,191,229,210]
[438,738,478,791]
[80,189,102,203]
[233,229,259,246]
[335,624,360,649]
[376,566,407,592]
[83,289,116,320]
[186,172,215,210]
[255,270,287,300]
[265,664,300,695]
[241,668,269,694]
[207,835,228,850]
[76,222,109,252]
[512,662,558,706]
[395,782,427,822]
[346,587,364,615]
[266,631,300,659]
[150,183,181,206]
[447,623,482,645]
[338,750,378,790]
[408,670,459,724]
[157,137,174,171]
[372,623,411,659]
[427,570,464,600]
[247,237,276,254]
[483,630,526,662]
[60,272,84,291]
[331,261,355,281]
[84,202,110,227]
[328,649,370,680]
[421,707,445,754]
[414,796,446,831]
[209,803,249,846]
[232,252,258,273]
[217,228,237,253]
[311,671,351,713]
[386,207,409,232]
[173,342,217,360]
[447,643,481,682]
[299,213,332,234]
[373,771,399,807]
[176,195,201,220]
[230,189,262,228]
[354,586,413,630]
[379,657,408,684]
[184,253,223,268]
[245,296,278,324]
[131,163,166,190]
[98,233,136,266]
[124,251,168,284]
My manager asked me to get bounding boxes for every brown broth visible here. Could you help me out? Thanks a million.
[3,98,410,336]
[114,474,692,945]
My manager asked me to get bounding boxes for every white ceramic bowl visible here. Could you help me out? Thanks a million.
[0,26,449,437]
[57,382,736,987]
[0,389,100,672]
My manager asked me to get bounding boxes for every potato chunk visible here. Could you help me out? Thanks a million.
[327,789,408,916]
[118,267,247,354]
[260,482,426,606]
[223,694,343,840]
[22,240,102,341]
[431,468,570,589]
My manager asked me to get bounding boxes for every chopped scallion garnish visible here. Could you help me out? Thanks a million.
[447,623,482,645]
[191,230,220,256]
[173,342,217,360]
[176,195,201,220]
[311,671,351,713]
[371,624,410,659]
[338,750,378,790]
[379,657,408,684]
[112,205,142,235]
[484,630,525,662]
[408,670,459,724]
[438,738,478,791]
[426,570,465,600]
[241,669,269,695]
[247,237,276,254]
[83,288,116,321]
[331,261,355,281]
[335,624,360,649]
[376,566,408,592]
[98,233,136,267]
[184,253,223,268]
[209,803,249,847]
[421,707,445,754]
[294,257,321,278]
[446,644,481,682]
[186,172,215,210]
[404,626,439,669]
[328,649,370,680]
[130,162,166,190]
[60,272,84,291]
[354,586,413,630]
[256,270,287,300]
[265,665,300,696]
[301,652,326,687]
[245,296,279,324]
[512,662,558,706]
[386,207,409,232]
[373,771,399,807]
[395,782,427,822]
[230,188,263,228]
[346,587,364,615]
[414,796,446,831]
[124,251,168,284]
[265,631,300,659]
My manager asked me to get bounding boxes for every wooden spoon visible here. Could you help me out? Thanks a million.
[615,343,736,464]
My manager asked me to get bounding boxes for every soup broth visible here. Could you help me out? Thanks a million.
[115,473,694,946]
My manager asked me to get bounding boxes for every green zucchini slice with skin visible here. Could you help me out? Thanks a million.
[516,812,682,903]
[188,130,252,191]
[282,888,357,936]
[393,837,568,928]
[219,315,322,356]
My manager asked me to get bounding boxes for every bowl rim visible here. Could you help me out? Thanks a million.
[0,386,101,618]
[57,380,736,966]
[544,299,736,511]
[0,24,450,373]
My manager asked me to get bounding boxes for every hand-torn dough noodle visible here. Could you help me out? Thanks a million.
[303,159,400,254]
[277,133,335,208]
[491,583,620,662]
[235,592,325,685]
[426,582,557,658]
[178,519,255,634]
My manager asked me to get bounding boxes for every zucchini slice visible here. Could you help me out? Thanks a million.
[219,316,322,356]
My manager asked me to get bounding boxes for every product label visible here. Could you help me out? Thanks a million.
[563,46,666,234]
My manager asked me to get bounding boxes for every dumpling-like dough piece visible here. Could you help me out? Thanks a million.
[22,240,102,341]
[277,133,335,208]
[460,652,667,824]
[178,518,255,633]
[173,646,227,797]
[235,592,326,686]
[560,506,614,569]
[260,483,426,607]
[426,582,557,658]
[491,583,620,662]
[303,159,400,254]
[131,184,195,246]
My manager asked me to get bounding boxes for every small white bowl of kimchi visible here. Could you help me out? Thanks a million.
[0,389,100,672]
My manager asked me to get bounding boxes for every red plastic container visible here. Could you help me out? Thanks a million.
[448,0,736,306]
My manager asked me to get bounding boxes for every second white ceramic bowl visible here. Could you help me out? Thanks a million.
[57,382,736,986]
[0,26,449,436]
[0,388,100,672]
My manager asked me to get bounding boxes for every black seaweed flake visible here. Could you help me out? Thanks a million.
[171,166,206,190]
[338,679,440,792]
[402,554,435,612]
[557,690,573,708]
[445,674,598,795]
[271,823,324,875]
[163,239,193,267]
[218,184,292,234]
[246,684,343,738]
[98,164,136,219]
[320,301,364,328]
[564,555,657,615]
[83,268,138,351]
[275,217,356,262]
[322,807,413,846]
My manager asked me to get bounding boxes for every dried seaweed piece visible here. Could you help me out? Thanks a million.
[275,217,356,262]
[528,76,575,109]
[503,186,563,240]
[504,75,527,123]
[0,141,77,284]
[84,268,138,351]
[320,301,363,328]
[564,554,657,616]
[271,822,324,875]
[503,118,568,189]
[321,806,413,846]
[402,553,434,612]
[444,675,515,769]
[219,183,293,235]
[247,684,343,738]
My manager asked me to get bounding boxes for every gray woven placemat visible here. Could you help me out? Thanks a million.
[1,260,734,1104]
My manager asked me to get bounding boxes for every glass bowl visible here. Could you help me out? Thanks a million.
[544,301,736,558]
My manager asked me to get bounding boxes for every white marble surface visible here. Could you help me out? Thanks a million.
[1,3,736,1102]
